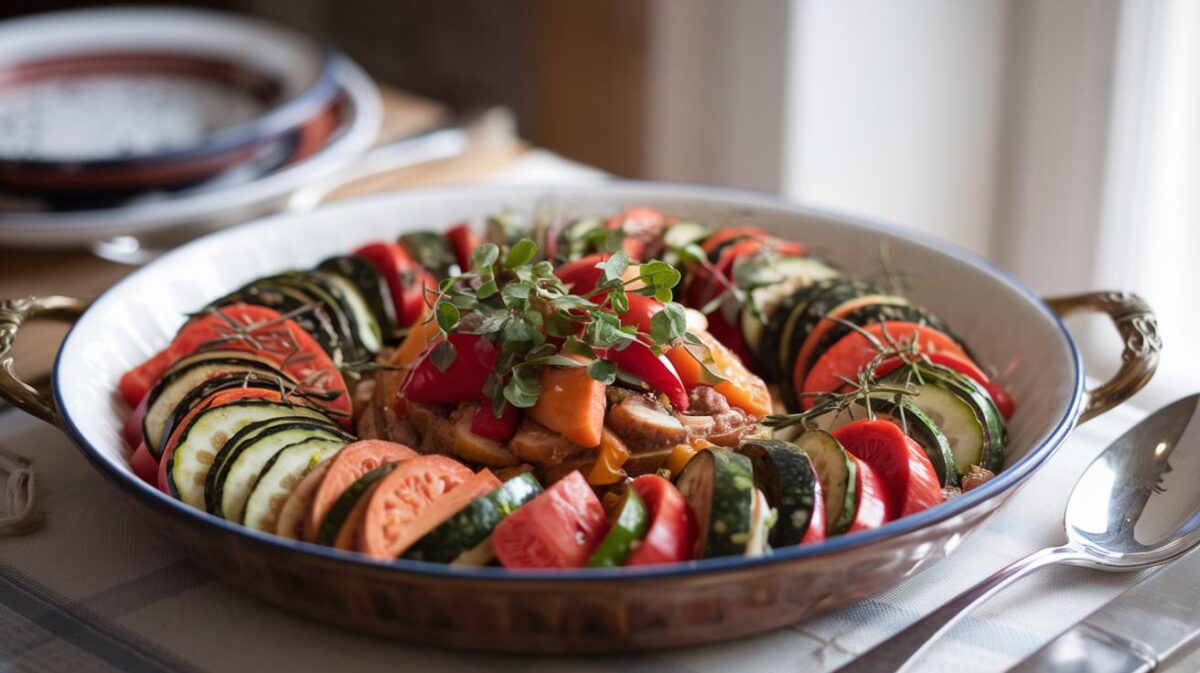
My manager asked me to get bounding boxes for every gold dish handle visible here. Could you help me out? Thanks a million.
[0,296,89,427]
[1044,291,1161,424]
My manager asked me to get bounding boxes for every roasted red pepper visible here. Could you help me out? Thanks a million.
[596,341,689,410]
[402,334,498,404]
[471,400,522,442]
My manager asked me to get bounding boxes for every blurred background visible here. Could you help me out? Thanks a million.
[1,0,1193,409]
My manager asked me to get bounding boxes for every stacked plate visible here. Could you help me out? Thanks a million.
[0,7,383,248]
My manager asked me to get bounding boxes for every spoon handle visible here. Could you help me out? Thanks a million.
[834,545,1082,673]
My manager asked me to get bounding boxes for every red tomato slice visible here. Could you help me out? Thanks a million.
[402,333,498,405]
[445,223,479,271]
[799,471,826,544]
[874,352,1015,420]
[471,401,522,442]
[124,396,148,449]
[846,454,888,532]
[492,471,608,568]
[800,322,971,409]
[354,242,434,327]
[606,206,669,261]
[129,443,158,486]
[304,440,418,542]
[358,455,476,559]
[119,304,284,406]
[596,341,689,410]
[626,475,695,565]
[555,253,611,296]
[833,419,941,520]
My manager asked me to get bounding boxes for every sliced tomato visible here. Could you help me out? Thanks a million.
[445,222,479,271]
[846,454,888,532]
[402,333,498,405]
[471,401,521,442]
[626,475,695,565]
[555,253,610,296]
[304,439,418,542]
[833,419,941,520]
[155,387,287,493]
[354,242,434,327]
[665,328,771,418]
[873,351,1015,419]
[800,322,971,409]
[596,341,689,410]
[800,471,826,545]
[124,396,148,449]
[119,304,284,406]
[129,443,158,487]
[358,455,476,559]
[492,471,608,568]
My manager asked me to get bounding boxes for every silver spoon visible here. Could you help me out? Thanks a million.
[837,393,1200,673]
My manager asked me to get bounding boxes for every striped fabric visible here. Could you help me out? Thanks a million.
[4,400,1195,673]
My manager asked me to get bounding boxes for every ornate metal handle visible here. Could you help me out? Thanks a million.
[1044,291,1161,424]
[0,296,89,427]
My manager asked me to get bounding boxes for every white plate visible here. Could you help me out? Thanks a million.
[0,56,381,247]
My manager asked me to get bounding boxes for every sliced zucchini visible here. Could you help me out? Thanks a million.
[158,374,289,457]
[167,401,333,510]
[736,438,821,546]
[317,255,398,342]
[404,473,542,563]
[674,447,756,559]
[739,256,840,363]
[214,282,347,361]
[314,270,383,356]
[663,221,713,251]
[880,365,996,475]
[783,430,858,536]
[810,398,960,487]
[274,459,332,539]
[242,437,347,531]
[143,351,290,454]
[911,363,1007,472]
[317,463,395,547]
[450,536,498,566]
[780,281,878,404]
[268,271,371,362]
[759,280,841,384]
[743,489,775,556]
[587,486,650,567]
[207,419,350,519]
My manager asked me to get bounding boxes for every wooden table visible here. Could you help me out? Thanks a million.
[0,87,527,387]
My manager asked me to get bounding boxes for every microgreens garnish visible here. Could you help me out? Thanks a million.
[420,238,709,418]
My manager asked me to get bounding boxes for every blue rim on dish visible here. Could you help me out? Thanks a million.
[51,181,1086,582]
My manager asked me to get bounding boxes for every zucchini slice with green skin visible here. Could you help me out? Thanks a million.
[268,271,373,362]
[404,473,543,563]
[242,437,346,531]
[167,402,333,509]
[317,255,398,342]
[208,420,352,520]
[316,463,395,547]
[810,398,960,487]
[759,280,842,384]
[144,355,292,455]
[910,363,1008,472]
[881,364,1001,474]
[777,279,873,405]
[737,438,821,546]
[663,221,713,252]
[674,447,756,559]
[780,430,858,536]
[740,257,841,360]
[314,270,383,356]
[587,486,650,567]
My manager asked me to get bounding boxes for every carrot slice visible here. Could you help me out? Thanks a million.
[357,456,475,559]
[529,355,605,448]
[666,329,772,418]
[303,440,418,542]
[799,322,971,409]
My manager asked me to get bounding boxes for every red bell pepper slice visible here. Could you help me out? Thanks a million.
[596,341,689,410]
[402,333,497,405]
